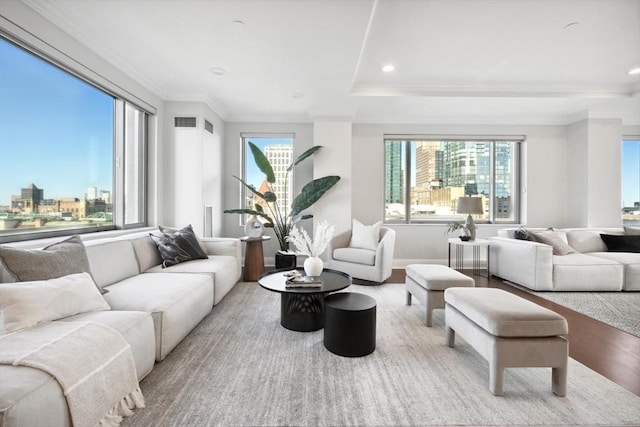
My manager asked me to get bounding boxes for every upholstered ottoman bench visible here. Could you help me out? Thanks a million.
[444,288,568,396]
[405,264,475,326]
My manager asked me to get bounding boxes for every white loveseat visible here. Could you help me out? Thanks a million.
[489,228,639,291]
[0,229,242,426]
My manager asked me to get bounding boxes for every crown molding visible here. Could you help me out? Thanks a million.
[350,83,634,99]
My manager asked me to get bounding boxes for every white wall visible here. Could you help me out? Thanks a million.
[162,102,225,237]
[312,119,352,234]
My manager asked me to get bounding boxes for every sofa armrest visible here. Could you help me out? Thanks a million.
[201,238,241,258]
[374,228,396,277]
[489,237,554,291]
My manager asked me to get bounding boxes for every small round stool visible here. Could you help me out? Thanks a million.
[324,292,376,357]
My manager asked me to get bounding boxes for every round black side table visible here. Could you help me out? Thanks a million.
[324,292,376,357]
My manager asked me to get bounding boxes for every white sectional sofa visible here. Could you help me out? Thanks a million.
[0,229,242,426]
[489,228,639,291]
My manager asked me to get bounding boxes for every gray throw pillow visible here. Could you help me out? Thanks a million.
[0,235,92,281]
[531,230,576,256]
[159,224,208,254]
[151,224,208,268]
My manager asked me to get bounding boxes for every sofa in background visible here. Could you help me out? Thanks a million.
[489,228,639,291]
[0,228,242,427]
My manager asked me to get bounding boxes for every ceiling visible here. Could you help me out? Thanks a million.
[22,0,640,125]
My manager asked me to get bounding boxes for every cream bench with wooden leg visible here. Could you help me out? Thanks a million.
[444,287,569,396]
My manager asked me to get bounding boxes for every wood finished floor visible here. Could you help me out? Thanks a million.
[386,269,640,397]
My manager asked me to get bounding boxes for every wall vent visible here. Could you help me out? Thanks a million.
[204,120,214,134]
[203,205,213,237]
[174,116,197,128]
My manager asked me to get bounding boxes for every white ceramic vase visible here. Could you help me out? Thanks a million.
[304,256,323,277]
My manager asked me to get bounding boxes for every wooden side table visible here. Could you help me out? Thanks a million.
[241,236,271,281]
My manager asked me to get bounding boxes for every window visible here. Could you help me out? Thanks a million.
[622,138,640,226]
[384,137,521,224]
[241,134,294,223]
[0,36,147,242]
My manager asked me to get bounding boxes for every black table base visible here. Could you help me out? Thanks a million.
[324,292,377,357]
[280,293,324,332]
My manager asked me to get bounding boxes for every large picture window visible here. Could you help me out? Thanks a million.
[622,138,640,226]
[241,133,295,223]
[0,36,147,242]
[384,137,521,224]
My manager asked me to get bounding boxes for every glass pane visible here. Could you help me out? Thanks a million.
[243,137,294,222]
[384,140,406,222]
[494,141,516,222]
[622,140,640,226]
[124,103,146,225]
[0,38,114,239]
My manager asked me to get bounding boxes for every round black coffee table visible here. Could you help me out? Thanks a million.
[258,268,351,332]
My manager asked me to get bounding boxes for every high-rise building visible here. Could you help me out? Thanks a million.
[264,144,293,215]
[87,186,98,201]
[415,141,442,188]
[385,142,403,204]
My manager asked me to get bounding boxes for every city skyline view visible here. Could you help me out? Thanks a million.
[0,37,113,206]
[1,35,638,220]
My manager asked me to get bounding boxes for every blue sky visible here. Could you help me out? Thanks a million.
[0,38,113,205]
[245,137,293,189]
[622,140,640,207]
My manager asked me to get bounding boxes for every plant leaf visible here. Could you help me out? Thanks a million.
[248,141,275,183]
[263,191,277,203]
[254,204,264,213]
[290,175,340,216]
[286,146,322,172]
[232,175,265,200]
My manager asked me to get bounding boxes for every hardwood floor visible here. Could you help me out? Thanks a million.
[387,268,640,397]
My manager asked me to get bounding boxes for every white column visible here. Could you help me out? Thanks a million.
[312,118,352,234]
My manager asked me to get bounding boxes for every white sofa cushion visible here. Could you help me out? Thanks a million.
[103,272,213,361]
[145,255,239,304]
[128,235,163,272]
[587,252,640,291]
[333,247,376,266]
[0,272,109,334]
[552,253,623,291]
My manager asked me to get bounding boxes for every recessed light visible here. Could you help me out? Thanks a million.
[292,92,304,99]
[629,67,640,75]
[209,67,226,76]
[382,64,395,73]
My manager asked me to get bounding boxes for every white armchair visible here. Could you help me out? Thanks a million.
[327,227,396,283]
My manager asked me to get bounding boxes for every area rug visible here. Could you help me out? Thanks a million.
[123,283,640,427]
[504,281,640,338]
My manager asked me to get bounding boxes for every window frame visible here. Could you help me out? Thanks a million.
[383,135,522,225]
[621,136,640,226]
[0,34,149,243]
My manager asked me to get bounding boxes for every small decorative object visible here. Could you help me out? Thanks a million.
[244,215,264,238]
[286,220,335,277]
[459,227,471,241]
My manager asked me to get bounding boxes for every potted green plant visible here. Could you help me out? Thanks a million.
[446,221,471,241]
[224,142,340,268]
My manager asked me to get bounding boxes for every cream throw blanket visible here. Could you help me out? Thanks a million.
[0,321,145,426]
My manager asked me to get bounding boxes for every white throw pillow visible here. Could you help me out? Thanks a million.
[350,219,382,251]
[0,272,110,334]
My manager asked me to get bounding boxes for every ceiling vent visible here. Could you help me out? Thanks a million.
[204,120,214,134]
[174,116,197,128]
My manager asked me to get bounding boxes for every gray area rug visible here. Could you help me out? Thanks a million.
[124,283,640,426]
[505,281,640,338]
